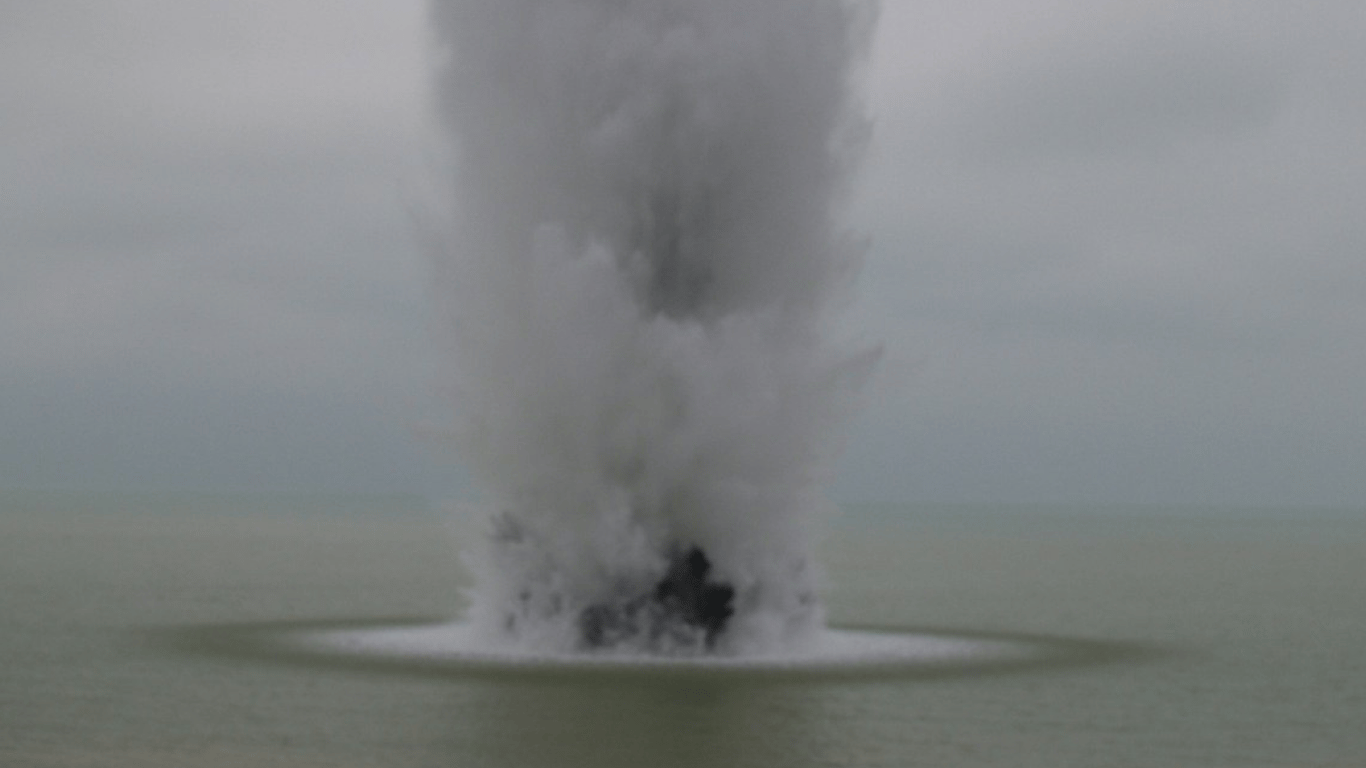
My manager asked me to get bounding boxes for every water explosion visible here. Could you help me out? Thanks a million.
[426,0,879,655]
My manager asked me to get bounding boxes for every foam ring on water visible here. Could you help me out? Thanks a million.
[154,617,1149,682]
[287,620,1038,674]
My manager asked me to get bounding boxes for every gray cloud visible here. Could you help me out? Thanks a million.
[3,0,1364,504]
[1,1,444,493]
[840,0,1366,504]
[948,32,1286,164]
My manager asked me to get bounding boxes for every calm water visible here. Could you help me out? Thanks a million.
[2,491,1362,767]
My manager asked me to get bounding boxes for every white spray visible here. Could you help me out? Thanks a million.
[425,0,879,655]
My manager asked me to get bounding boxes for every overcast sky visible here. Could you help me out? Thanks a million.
[4,1,1364,506]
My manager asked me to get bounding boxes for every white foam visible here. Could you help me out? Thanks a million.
[297,621,1028,671]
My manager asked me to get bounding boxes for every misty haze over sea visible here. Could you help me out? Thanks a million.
[3,0,1365,764]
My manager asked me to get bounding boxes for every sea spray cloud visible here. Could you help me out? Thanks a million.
[426,0,879,654]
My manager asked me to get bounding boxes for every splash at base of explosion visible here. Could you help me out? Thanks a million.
[480,516,820,655]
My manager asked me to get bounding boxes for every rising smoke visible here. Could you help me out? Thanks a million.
[426,0,879,655]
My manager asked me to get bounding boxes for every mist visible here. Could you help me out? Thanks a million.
[425,0,879,653]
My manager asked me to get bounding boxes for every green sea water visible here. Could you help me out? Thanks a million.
[1,490,1362,767]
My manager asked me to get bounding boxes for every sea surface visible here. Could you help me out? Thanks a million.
[2,490,1362,767]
